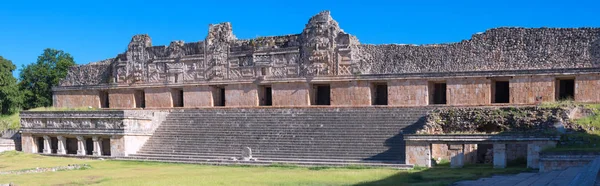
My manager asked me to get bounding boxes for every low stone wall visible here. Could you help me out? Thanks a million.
[539,153,599,172]
[0,139,15,152]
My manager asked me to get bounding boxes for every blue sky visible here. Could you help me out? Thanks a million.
[1,0,599,77]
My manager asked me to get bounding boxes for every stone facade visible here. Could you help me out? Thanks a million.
[51,11,600,109]
[19,110,168,157]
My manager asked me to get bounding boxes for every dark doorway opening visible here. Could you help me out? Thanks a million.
[50,137,58,154]
[101,138,111,156]
[259,86,272,106]
[430,82,447,105]
[172,89,184,107]
[476,144,494,164]
[99,91,109,108]
[313,84,331,105]
[134,90,145,108]
[557,79,575,101]
[85,138,93,155]
[66,138,78,154]
[213,86,226,106]
[37,137,44,153]
[492,80,510,103]
[372,83,388,105]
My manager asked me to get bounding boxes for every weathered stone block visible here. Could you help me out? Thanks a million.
[183,86,213,107]
[330,81,371,106]
[510,76,555,104]
[388,79,428,106]
[272,82,310,106]
[53,90,101,108]
[576,74,600,102]
[108,89,136,108]
[447,78,491,106]
[225,84,258,107]
[145,87,173,108]
[493,143,507,169]
[406,142,431,167]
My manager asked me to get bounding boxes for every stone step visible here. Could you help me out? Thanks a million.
[131,153,404,164]
[119,156,413,169]
[136,107,429,165]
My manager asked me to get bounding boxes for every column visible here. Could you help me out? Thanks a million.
[92,136,102,156]
[493,143,507,169]
[449,144,464,168]
[76,136,86,155]
[42,135,51,154]
[405,141,432,167]
[56,136,67,155]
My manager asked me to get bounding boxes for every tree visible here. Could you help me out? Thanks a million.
[19,48,76,109]
[0,56,22,115]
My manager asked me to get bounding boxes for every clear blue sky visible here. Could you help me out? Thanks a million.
[1,0,599,77]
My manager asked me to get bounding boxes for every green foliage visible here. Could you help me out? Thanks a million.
[19,49,76,110]
[0,56,22,115]
[0,112,20,131]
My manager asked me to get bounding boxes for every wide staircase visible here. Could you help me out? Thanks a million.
[122,107,432,168]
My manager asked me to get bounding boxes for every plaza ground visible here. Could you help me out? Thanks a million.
[0,151,529,186]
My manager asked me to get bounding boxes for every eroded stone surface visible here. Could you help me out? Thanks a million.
[57,11,600,88]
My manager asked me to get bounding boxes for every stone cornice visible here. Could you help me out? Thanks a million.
[53,67,600,91]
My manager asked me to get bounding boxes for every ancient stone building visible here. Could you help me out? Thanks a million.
[20,11,600,168]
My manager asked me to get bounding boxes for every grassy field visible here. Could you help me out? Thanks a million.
[0,151,530,186]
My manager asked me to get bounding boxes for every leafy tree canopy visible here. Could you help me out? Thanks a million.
[19,48,76,110]
[0,56,22,115]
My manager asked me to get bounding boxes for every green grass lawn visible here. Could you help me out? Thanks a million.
[0,151,529,186]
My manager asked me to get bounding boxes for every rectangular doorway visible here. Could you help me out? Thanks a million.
[101,138,111,156]
[556,78,575,101]
[134,90,145,108]
[85,138,93,155]
[99,91,109,108]
[50,137,58,154]
[312,84,331,105]
[372,83,388,105]
[430,82,447,105]
[172,89,184,107]
[259,85,272,106]
[212,86,226,107]
[66,138,78,154]
[492,80,510,103]
[37,137,44,153]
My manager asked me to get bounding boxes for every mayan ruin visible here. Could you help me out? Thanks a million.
[3,9,600,185]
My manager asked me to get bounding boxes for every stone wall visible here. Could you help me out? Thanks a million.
[388,79,429,106]
[361,28,600,74]
[510,76,555,104]
[272,82,310,106]
[0,139,15,153]
[539,153,598,172]
[225,84,258,107]
[53,90,100,108]
[447,78,490,106]
[145,88,172,108]
[20,110,168,157]
[183,86,213,107]
[108,89,136,108]
[575,74,600,102]
[56,10,600,88]
[330,81,371,106]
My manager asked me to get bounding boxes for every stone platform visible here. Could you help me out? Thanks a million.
[121,107,432,168]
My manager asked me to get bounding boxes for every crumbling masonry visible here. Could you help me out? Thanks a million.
[19,11,600,168]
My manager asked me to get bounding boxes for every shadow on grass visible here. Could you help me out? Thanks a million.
[353,163,530,186]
